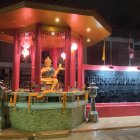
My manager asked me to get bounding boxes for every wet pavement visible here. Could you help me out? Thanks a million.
[49,127,140,140]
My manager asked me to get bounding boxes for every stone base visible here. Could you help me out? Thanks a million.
[89,111,98,123]
[9,102,86,131]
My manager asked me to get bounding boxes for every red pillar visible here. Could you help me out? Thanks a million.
[77,36,83,89]
[34,24,42,91]
[70,51,76,88]
[52,48,58,69]
[31,45,35,86]
[12,32,20,91]
[65,28,71,91]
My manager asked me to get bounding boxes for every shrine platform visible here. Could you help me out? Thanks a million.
[86,102,140,118]
[2,91,87,132]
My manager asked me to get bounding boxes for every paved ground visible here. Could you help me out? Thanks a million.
[72,116,140,132]
[49,128,140,140]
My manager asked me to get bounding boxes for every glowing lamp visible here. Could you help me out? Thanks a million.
[86,28,91,32]
[71,42,78,52]
[21,32,31,58]
[100,66,109,70]
[55,18,60,23]
[51,32,55,36]
[61,52,66,60]
[22,49,29,58]
[87,38,91,42]
[126,67,137,71]
[22,42,30,58]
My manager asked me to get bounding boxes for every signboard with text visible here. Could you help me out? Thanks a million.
[85,70,140,102]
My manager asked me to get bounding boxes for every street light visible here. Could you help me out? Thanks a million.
[88,82,98,123]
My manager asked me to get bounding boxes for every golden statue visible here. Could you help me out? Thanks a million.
[41,57,64,91]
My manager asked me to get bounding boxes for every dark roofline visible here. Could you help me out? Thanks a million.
[0,1,112,33]
[0,0,94,10]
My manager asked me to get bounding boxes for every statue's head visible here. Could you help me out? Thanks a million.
[44,57,52,67]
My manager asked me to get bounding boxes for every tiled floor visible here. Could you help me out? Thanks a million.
[50,128,140,140]
[72,116,140,132]
[48,116,140,140]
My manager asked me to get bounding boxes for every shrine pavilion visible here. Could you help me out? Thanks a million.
[0,1,111,91]
[0,1,113,135]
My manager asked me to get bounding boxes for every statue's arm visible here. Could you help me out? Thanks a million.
[53,64,64,78]
[41,67,46,78]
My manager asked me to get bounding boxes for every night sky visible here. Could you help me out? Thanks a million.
[81,0,140,40]
[83,0,140,31]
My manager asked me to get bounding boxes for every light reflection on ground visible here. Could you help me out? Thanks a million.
[49,128,140,140]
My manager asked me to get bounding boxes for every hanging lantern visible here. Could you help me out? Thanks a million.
[61,52,66,60]
[22,49,29,58]
[23,42,30,49]
[21,33,30,58]
[71,42,78,52]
